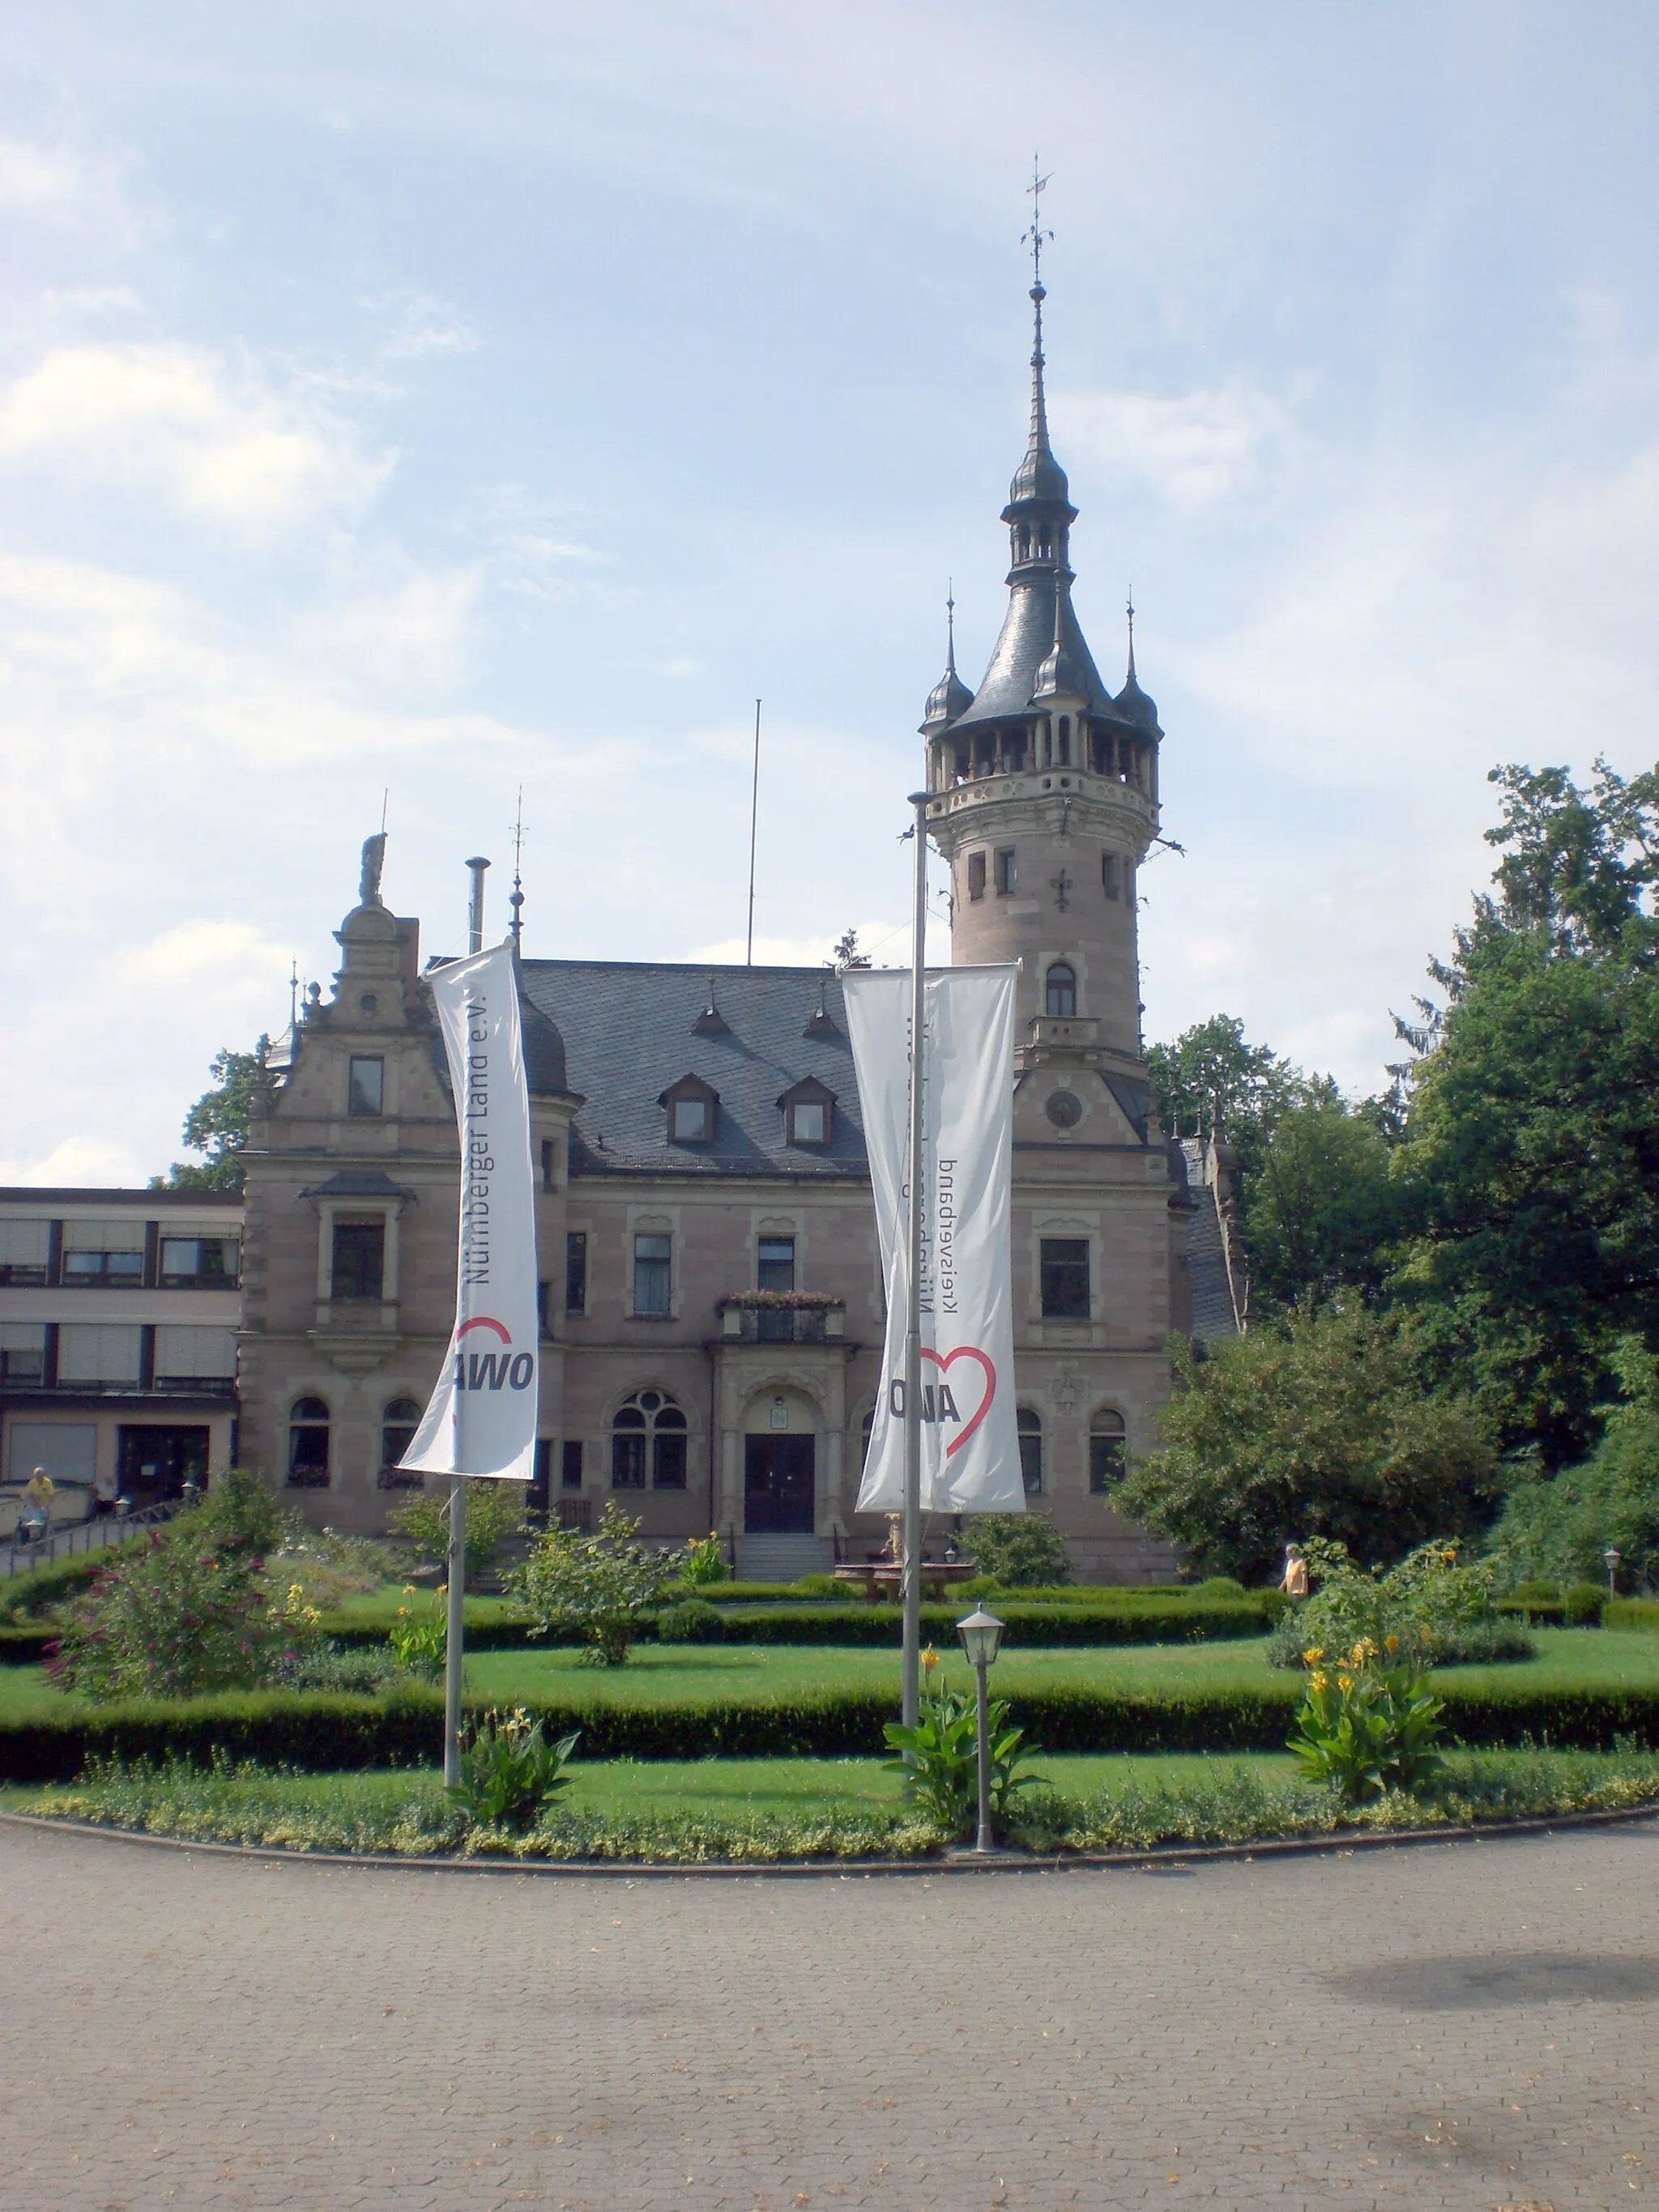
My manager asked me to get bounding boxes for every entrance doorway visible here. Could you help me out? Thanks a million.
[744,1434,815,1533]
[117,1426,210,1510]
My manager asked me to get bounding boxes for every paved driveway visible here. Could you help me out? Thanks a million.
[4,1816,1658,2211]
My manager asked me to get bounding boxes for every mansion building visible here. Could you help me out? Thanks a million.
[0,277,1241,1580]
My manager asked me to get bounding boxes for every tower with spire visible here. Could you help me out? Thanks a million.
[922,221,1162,1076]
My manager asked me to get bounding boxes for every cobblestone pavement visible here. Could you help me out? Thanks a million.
[5,1816,1659,2212]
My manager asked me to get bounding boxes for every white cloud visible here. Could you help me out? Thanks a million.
[295,569,481,693]
[0,137,143,241]
[0,343,390,535]
[0,1135,148,1189]
[1060,377,1303,512]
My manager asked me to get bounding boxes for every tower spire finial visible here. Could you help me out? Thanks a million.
[945,578,957,673]
[1126,590,1137,682]
[1021,156,1054,450]
[509,786,526,948]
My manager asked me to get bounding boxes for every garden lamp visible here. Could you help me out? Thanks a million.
[1605,1546,1622,1594]
[956,1605,1005,1852]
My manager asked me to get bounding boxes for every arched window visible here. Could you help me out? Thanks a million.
[1045,962,1077,1018]
[612,1389,688,1490]
[379,1396,423,1489]
[1089,1409,1127,1494]
[288,1396,331,1488]
[861,1406,876,1466]
[1057,716,1071,765]
[1017,1406,1043,1496]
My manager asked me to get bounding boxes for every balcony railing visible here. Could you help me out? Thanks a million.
[716,1296,847,1346]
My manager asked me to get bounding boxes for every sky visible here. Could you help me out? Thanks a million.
[4,2,1659,1184]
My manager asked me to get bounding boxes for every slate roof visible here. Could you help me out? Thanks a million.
[517,961,869,1181]
[1179,1138,1242,1345]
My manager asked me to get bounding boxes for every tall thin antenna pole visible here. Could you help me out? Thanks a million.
[901,788,929,1733]
[509,787,526,949]
[745,698,762,966]
[380,787,390,836]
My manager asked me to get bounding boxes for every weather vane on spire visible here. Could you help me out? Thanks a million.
[1022,156,1052,293]
[508,786,526,948]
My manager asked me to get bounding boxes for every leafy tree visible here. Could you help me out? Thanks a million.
[1241,1095,1401,1310]
[151,1042,271,1192]
[389,1480,528,1591]
[1385,763,1659,1462]
[832,927,872,970]
[1486,1340,1659,1588]
[1108,1310,1497,1582]
[1145,1014,1296,1161]
[957,1510,1072,1588]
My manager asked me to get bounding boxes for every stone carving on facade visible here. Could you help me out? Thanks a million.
[359,833,387,908]
[1047,1363,1085,1414]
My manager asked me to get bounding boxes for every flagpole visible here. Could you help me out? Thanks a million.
[902,790,929,1732]
[445,888,489,1791]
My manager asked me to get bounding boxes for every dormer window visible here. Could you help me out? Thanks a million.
[659,1072,718,1146]
[778,1077,835,1148]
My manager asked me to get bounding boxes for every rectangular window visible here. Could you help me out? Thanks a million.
[561,1439,583,1490]
[0,1325,46,1384]
[152,1326,237,1382]
[0,1221,50,1286]
[789,1101,826,1144]
[633,1232,672,1317]
[348,1056,385,1116]
[1089,1426,1128,1494]
[994,847,1017,895]
[56,1323,143,1384]
[537,1280,551,1336]
[331,1220,386,1302]
[61,1219,146,1288]
[653,1430,688,1489]
[1124,863,1135,906]
[1102,852,1120,901]
[967,851,987,901]
[565,1232,587,1313]
[158,1236,240,1287]
[1039,1238,1091,1320]
[671,1097,709,1142]
[541,1140,557,1191]
[757,1237,796,1292]
[611,1431,646,1488]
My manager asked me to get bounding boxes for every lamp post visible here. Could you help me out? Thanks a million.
[1605,1546,1622,1596]
[956,1605,1005,1854]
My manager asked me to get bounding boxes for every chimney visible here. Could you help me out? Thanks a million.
[466,857,490,954]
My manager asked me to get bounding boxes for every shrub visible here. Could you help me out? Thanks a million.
[47,1534,323,1702]
[1287,1635,1444,1802]
[185,1467,288,1561]
[1486,1340,1659,1587]
[679,1533,729,1588]
[957,1512,1072,1588]
[794,1574,838,1598]
[1563,1582,1608,1626]
[655,1600,726,1643]
[881,1652,1039,1840]
[1265,1537,1528,1669]
[507,1503,680,1664]
[388,1481,527,1590]
[1610,1598,1659,1633]
[448,1709,579,1831]
[386,1587,447,1679]
[1508,1579,1561,1605]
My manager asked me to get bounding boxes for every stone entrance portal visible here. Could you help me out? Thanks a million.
[743,1434,815,1533]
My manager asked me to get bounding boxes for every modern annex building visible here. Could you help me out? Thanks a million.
[0,276,1241,1578]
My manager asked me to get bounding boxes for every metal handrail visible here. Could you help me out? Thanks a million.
[1,1498,183,1580]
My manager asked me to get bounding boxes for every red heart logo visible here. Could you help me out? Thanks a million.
[920,1345,996,1459]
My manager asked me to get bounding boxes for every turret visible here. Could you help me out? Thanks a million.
[920,249,1165,1070]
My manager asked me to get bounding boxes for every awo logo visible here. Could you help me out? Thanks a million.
[452,1315,535,1392]
[886,1345,996,1460]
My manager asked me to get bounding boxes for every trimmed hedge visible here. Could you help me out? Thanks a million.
[7,1674,1659,1781]
[0,1549,138,1621]
[1610,1598,1659,1633]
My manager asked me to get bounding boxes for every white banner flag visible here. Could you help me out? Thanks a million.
[399,942,538,1481]
[843,965,1024,1515]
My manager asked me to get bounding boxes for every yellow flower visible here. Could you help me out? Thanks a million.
[1310,1671,1328,1691]
[1337,1673,1354,1692]
[403,1584,416,1596]
[1384,1633,1400,1653]
[920,1646,940,1673]
[1303,1647,1324,1664]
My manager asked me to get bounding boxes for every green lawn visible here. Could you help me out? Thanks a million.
[3,1628,1657,1723]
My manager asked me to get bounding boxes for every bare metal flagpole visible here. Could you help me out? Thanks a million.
[745,699,761,966]
[902,790,929,1731]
